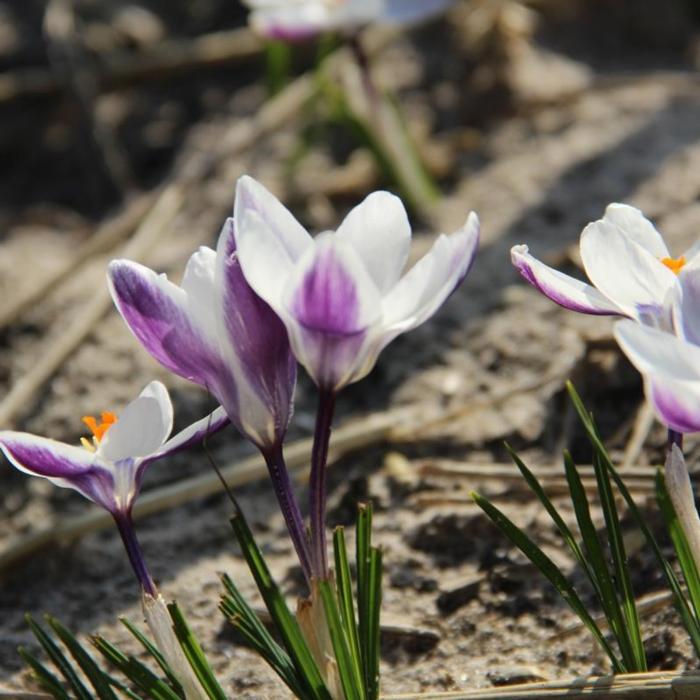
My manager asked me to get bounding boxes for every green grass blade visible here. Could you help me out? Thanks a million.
[26,615,93,700]
[333,526,363,693]
[47,617,119,700]
[563,451,635,670]
[366,547,382,700]
[472,491,623,671]
[18,647,70,700]
[592,452,646,670]
[356,502,372,692]
[319,579,364,700]
[121,617,184,696]
[505,444,601,596]
[93,636,181,700]
[167,603,226,700]
[657,470,700,623]
[230,514,332,700]
[566,381,700,656]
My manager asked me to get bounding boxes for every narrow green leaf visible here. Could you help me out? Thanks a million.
[566,381,700,656]
[167,603,226,700]
[356,502,372,692]
[592,452,646,670]
[47,617,119,700]
[563,451,634,670]
[19,647,70,700]
[366,547,382,700]
[472,491,623,671]
[230,514,332,700]
[319,580,364,700]
[657,470,700,623]
[94,635,181,700]
[333,526,363,695]
[26,615,93,700]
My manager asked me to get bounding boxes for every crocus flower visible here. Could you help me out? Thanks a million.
[512,203,700,326]
[243,0,454,40]
[0,381,227,592]
[234,175,480,392]
[665,445,700,572]
[108,219,297,453]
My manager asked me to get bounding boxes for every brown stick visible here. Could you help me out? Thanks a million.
[382,670,700,699]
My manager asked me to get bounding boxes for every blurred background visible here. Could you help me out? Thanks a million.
[3,1,700,696]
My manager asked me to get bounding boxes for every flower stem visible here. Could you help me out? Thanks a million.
[348,31,379,111]
[668,429,684,452]
[113,511,157,596]
[263,445,313,585]
[309,388,336,580]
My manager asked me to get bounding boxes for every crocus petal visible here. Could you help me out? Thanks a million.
[580,219,677,319]
[335,191,411,294]
[675,268,700,346]
[665,445,700,572]
[215,218,296,446]
[0,432,117,510]
[602,203,669,258]
[511,244,624,316]
[99,381,174,462]
[614,320,700,432]
[234,175,312,263]
[382,0,453,23]
[108,257,226,392]
[382,212,480,332]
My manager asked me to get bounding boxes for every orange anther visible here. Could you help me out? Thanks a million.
[82,411,118,443]
[661,256,686,275]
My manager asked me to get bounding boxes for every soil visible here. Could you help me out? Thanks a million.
[2,1,700,697]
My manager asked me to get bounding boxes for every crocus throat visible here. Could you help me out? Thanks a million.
[81,411,118,452]
[661,256,686,275]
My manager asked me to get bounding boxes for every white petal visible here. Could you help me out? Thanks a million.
[511,244,623,315]
[381,0,453,23]
[382,212,479,332]
[234,176,312,262]
[675,268,700,346]
[335,191,411,294]
[181,247,219,342]
[603,203,669,258]
[665,445,700,572]
[99,381,174,461]
[580,219,677,318]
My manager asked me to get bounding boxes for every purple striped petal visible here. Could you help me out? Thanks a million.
[676,268,700,346]
[511,244,623,316]
[648,377,700,434]
[215,219,296,447]
[108,258,225,400]
[0,432,120,512]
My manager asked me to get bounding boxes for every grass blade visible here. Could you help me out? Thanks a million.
[356,502,373,692]
[366,547,382,700]
[472,491,623,671]
[18,647,70,700]
[230,513,332,700]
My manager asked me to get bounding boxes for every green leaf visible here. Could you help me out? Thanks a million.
[566,381,700,657]
[94,635,181,700]
[47,617,119,700]
[472,491,623,671]
[365,547,382,700]
[657,470,700,623]
[333,526,363,695]
[121,617,184,696]
[167,602,226,700]
[563,451,635,671]
[319,579,364,700]
[356,503,372,693]
[18,646,70,700]
[230,514,332,700]
[26,614,93,700]
[592,452,646,670]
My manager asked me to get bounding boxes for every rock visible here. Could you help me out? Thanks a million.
[487,665,547,687]
[436,577,482,614]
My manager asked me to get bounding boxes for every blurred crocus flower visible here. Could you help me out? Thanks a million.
[512,204,700,327]
[0,381,227,592]
[665,445,700,572]
[108,219,297,452]
[243,0,454,40]
[234,175,480,392]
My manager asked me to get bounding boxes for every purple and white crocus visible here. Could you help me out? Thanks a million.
[234,174,480,576]
[512,203,700,327]
[0,381,227,594]
[243,0,454,41]
[108,218,314,581]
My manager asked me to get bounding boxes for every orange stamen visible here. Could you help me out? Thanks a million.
[661,256,687,275]
[82,410,118,443]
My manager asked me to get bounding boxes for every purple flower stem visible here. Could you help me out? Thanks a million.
[113,511,157,597]
[263,445,313,585]
[309,388,336,580]
[668,429,684,452]
[347,32,380,114]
